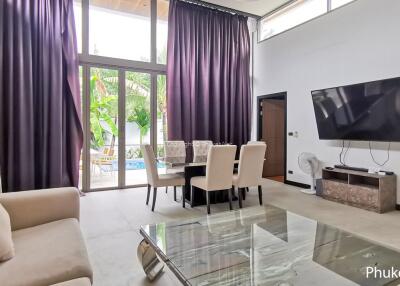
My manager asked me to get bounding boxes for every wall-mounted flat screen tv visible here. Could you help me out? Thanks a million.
[311,76,400,141]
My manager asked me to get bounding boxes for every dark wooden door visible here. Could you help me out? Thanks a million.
[261,99,285,178]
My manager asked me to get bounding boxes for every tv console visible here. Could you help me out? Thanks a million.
[334,165,368,173]
[320,168,397,213]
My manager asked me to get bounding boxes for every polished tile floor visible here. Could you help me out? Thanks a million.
[80,179,400,286]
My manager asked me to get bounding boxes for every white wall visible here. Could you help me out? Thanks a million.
[253,0,400,203]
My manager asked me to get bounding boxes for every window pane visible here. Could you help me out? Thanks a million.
[331,0,355,9]
[125,72,151,186]
[90,68,119,189]
[73,0,82,54]
[260,0,327,40]
[157,0,169,64]
[157,75,167,159]
[89,0,151,62]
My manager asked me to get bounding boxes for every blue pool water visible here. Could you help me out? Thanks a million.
[109,159,165,171]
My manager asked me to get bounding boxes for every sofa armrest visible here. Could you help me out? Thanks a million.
[0,187,80,231]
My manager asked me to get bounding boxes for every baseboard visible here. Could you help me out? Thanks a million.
[396,204,400,211]
[284,180,310,189]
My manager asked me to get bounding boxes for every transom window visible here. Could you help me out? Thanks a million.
[259,0,357,41]
[72,0,169,192]
[89,1,151,62]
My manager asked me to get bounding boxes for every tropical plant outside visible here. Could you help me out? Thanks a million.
[126,72,151,147]
[157,74,167,143]
[90,68,118,149]
[89,68,167,159]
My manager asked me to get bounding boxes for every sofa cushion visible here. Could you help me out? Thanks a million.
[51,277,92,286]
[0,218,92,286]
[0,203,14,262]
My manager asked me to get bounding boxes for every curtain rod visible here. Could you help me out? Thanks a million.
[174,0,261,19]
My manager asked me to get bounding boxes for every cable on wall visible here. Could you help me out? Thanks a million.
[369,141,391,167]
[343,141,351,165]
[339,140,351,165]
[339,140,345,165]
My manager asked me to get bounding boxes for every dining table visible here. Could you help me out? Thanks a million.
[162,158,240,207]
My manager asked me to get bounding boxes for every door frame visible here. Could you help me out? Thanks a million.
[81,64,166,193]
[257,92,288,184]
[77,0,167,192]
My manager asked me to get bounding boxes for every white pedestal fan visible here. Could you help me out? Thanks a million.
[298,152,320,195]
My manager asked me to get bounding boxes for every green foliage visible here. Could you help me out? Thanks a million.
[157,75,166,118]
[128,105,150,145]
[126,72,151,145]
[157,75,167,142]
[88,69,167,151]
[90,70,118,149]
[126,147,142,159]
[157,145,165,158]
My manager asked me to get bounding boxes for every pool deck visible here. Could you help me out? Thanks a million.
[80,167,167,190]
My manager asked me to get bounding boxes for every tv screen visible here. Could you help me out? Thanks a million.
[311,77,400,141]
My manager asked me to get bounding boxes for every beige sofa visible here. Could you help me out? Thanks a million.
[0,188,93,286]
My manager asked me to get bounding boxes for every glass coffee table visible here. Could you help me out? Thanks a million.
[138,205,400,285]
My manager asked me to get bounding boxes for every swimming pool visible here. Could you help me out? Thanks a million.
[108,159,165,171]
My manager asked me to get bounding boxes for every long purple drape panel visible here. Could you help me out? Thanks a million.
[167,0,252,147]
[0,0,83,192]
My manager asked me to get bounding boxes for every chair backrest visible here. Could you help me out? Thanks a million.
[193,140,213,162]
[247,140,267,161]
[205,145,237,191]
[164,141,186,163]
[248,141,266,145]
[236,144,267,188]
[141,144,159,185]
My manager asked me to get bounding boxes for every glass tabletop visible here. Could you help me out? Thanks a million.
[140,205,400,286]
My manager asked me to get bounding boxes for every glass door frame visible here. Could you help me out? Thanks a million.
[78,0,167,192]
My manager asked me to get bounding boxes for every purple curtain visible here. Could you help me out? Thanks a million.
[0,0,83,192]
[167,0,252,147]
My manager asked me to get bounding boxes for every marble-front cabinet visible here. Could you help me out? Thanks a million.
[140,205,400,285]
[321,168,396,213]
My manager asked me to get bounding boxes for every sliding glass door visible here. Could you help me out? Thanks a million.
[156,74,167,159]
[80,68,165,190]
[125,71,151,186]
[89,67,119,189]
[74,0,169,191]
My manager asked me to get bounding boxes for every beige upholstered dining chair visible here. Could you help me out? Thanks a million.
[164,140,186,163]
[141,145,185,211]
[163,141,186,195]
[192,140,213,162]
[191,145,237,214]
[248,141,267,145]
[233,144,267,208]
[243,141,267,194]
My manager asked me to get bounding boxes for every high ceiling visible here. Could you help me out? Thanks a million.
[89,0,289,20]
[203,0,291,17]
[90,0,169,20]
